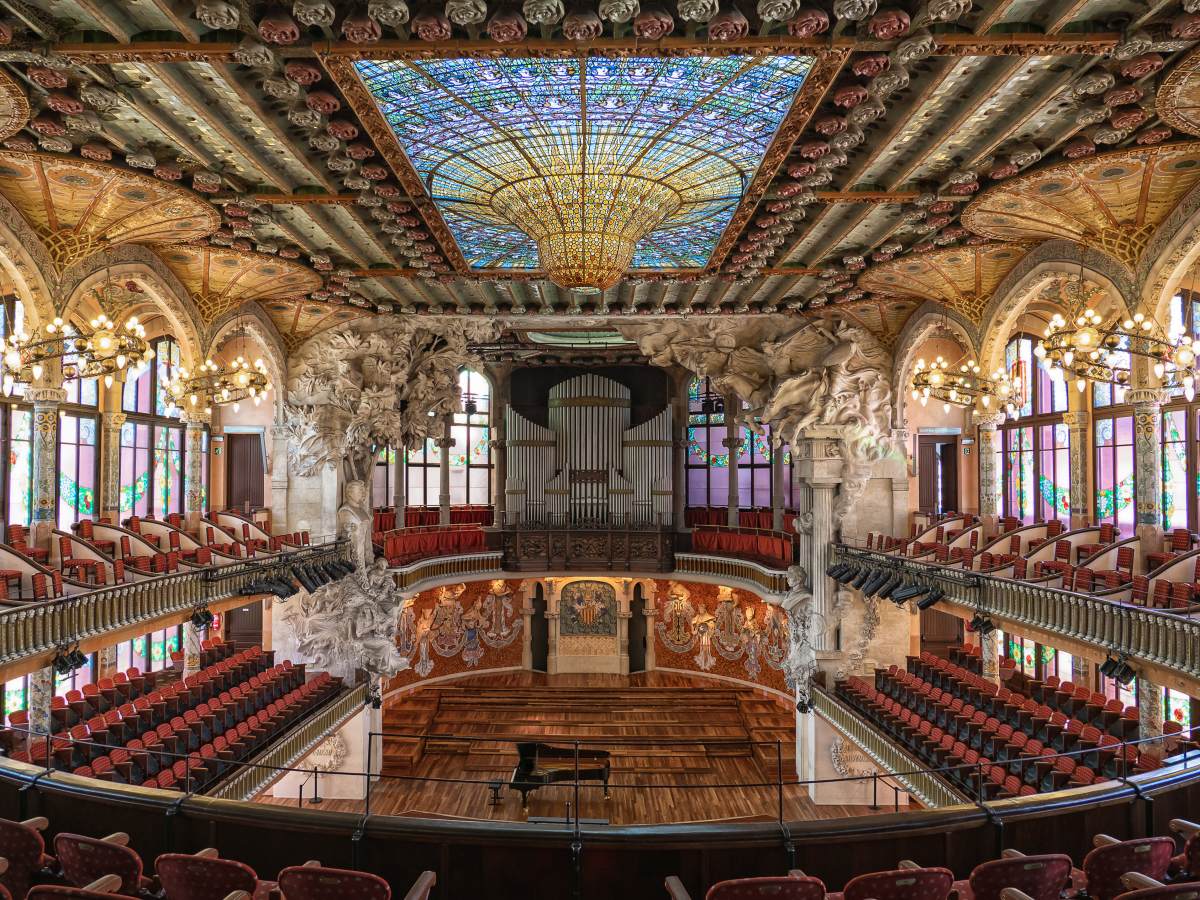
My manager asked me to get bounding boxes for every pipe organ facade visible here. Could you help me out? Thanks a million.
[505,374,672,526]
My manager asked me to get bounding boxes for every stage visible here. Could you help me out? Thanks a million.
[255,672,878,825]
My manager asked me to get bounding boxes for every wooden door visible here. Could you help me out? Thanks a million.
[628,585,648,673]
[938,441,960,513]
[530,583,549,672]
[226,433,264,513]
[225,600,263,649]
[917,436,940,513]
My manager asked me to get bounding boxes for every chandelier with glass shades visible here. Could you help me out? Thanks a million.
[1035,308,1200,400]
[162,356,272,416]
[910,356,1017,415]
[0,311,151,396]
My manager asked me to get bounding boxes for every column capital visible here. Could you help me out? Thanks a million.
[1127,387,1169,407]
[720,437,744,451]
[102,411,127,429]
[1060,410,1091,427]
[972,411,1005,429]
[27,385,66,405]
[181,409,212,427]
[436,437,455,450]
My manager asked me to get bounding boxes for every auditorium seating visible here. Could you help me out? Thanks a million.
[0,814,437,900]
[691,526,796,568]
[378,525,487,567]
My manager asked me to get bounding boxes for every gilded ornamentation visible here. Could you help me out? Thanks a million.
[0,69,29,143]
[961,143,1200,273]
[1158,46,1200,137]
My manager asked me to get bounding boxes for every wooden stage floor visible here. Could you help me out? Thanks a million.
[253,672,878,825]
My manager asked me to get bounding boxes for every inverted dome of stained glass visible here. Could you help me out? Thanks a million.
[356,55,813,287]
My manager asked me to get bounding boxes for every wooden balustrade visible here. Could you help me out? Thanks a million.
[0,541,348,665]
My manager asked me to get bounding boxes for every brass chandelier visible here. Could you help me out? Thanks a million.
[162,356,272,416]
[1,309,151,396]
[1035,308,1200,401]
[910,356,1016,414]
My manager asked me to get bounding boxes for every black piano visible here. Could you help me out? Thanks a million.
[509,742,611,810]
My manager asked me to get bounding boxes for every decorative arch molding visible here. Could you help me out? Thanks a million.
[205,302,289,415]
[0,193,55,326]
[59,247,205,369]
[978,243,1134,374]
[890,303,980,427]
[1140,180,1200,324]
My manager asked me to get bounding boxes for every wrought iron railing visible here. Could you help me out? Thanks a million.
[0,540,349,665]
[834,544,1200,682]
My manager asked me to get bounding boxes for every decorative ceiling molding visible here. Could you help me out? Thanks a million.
[1159,47,1200,138]
[857,242,1033,326]
[0,151,219,273]
[0,69,29,143]
[961,143,1200,274]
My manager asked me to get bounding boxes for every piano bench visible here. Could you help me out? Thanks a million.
[488,780,504,806]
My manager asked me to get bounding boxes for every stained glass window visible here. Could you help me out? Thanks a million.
[1166,689,1193,729]
[1038,423,1070,521]
[999,335,1067,524]
[153,425,183,518]
[1163,409,1189,530]
[60,324,98,407]
[406,437,440,508]
[55,654,93,693]
[371,446,396,509]
[7,409,32,526]
[1095,414,1135,530]
[3,676,25,718]
[57,413,97,528]
[119,422,152,518]
[1004,427,1035,523]
[448,369,491,505]
[686,377,782,510]
[1056,650,1074,680]
[355,55,813,272]
[1093,335,1130,408]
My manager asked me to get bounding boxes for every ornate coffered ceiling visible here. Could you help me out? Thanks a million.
[0,0,1194,348]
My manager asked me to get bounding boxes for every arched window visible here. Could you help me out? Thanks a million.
[56,321,99,528]
[371,447,396,509]
[0,296,31,525]
[997,334,1069,524]
[119,336,185,519]
[686,377,791,511]
[404,369,492,508]
[1159,289,1200,531]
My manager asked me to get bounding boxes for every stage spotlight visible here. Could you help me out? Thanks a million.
[892,584,930,604]
[916,588,945,610]
[795,697,814,714]
[852,568,874,589]
[968,614,996,636]
[1099,656,1117,678]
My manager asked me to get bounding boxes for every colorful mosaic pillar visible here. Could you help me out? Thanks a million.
[724,395,741,529]
[974,413,1003,527]
[27,666,53,736]
[182,411,210,530]
[980,629,999,684]
[1061,410,1091,529]
[1139,675,1164,757]
[29,386,65,545]
[437,418,454,526]
[1128,388,1165,543]
[183,621,203,679]
[97,645,118,679]
[100,411,127,526]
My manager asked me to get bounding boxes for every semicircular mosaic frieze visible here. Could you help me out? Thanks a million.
[0,71,29,143]
[961,142,1200,272]
[1160,48,1200,138]
[857,242,1031,326]
[154,244,323,326]
[0,152,219,273]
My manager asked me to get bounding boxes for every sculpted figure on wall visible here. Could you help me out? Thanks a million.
[337,479,374,571]
[783,565,820,707]
[284,317,494,485]
[278,557,409,681]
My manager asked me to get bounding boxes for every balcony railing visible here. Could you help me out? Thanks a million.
[835,545,1200,684]
[811,684,966,809]
[0,540,349,666]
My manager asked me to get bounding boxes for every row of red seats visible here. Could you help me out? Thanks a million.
[378,526,486,566]
[690,526,795,568]
[0,816,433,900]
[684,508,799,532]
[401,506,493,527]
[7,649,281,769]
[78,671,339,792]
[666,825,1200,900]
[909,651,1140,744]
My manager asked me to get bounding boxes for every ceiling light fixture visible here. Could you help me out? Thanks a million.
[909,356,1015,414]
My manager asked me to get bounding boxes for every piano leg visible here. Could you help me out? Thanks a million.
[520,788,530,811]
[603,772,610,801]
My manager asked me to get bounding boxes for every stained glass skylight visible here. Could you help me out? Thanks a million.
[355,55,813,275]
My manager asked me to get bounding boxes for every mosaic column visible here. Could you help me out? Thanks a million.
[100,411,127,525]
[27,666,53,737]
[974,412,1003,528]
[1061,410,1092,529]
[182,410,210,530]
[97,645,118,680]
[1072,655,1091,686]
[491,367,509,525]
[438,417,454,526]
[724,395,741,529]
[29,386,66,545]
[1128,388,1166,544]
[1138,675,1164,757]
[183,621,203,679]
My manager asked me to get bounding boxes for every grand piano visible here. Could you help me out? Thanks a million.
[509,742,611,811]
